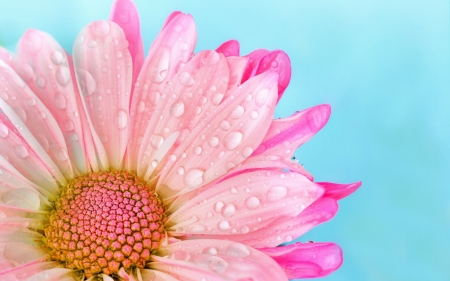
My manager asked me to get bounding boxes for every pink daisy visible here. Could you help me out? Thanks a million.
[0,0,361,280]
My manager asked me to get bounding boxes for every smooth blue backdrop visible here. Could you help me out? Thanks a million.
[0,1,448,280]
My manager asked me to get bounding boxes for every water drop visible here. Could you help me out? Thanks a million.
[36,76,46,88]
[194,146,202,155]
[226,243,250,258]
[184,169,204,188]
[208,256,229,273]
[13,145,28,159]
[211,93,224,106]
[151,159,158,168]
[284,235,293,242]
[231,105,244,119]
[50,50,64,65]
[54,93,67,109]
[267,186,288,202]
[256,88,269,105]
[115,109,128,129]
[208,137,219,148]
[240,225,249,234]
[250,111,259,120]
[219,120,231,131]
[201,51,220,65]
[170,100,185,118]
[177,167,185,175]
[179,41,188,51]
[150,134,164,149]
[76,68,96,96]
[202,247,218,255]
[116,51,123,59]
[221,204,236,218]
[55,66,71,86]
[150,91,160,105]
[12,107,27,123]
[224,131,243,150]
[25,98,36,107]
[191,224,206,233]
[241,147,253,158]
[245,196,260,210]
[218,220,230,231]
[214,201,224,213]
[63,120,74,131]
[179,72,194,87]
[56,147,68,162]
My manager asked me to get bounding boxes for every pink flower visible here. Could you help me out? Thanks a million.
[0,0,360,280]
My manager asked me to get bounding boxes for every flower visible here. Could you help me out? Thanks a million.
[0,0,361,280]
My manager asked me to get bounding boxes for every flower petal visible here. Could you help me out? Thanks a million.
[15,30,89,175]
[226,197,338,248]
[0,261,59,281]
[157,71,278,199]
[167,170,323,237]
[260,242,343,279]
[140,269,180,281]
[151,239,288,281]
[254,104,331,159]
[24,268,77,281]
[0,116,59,192]
[135,51,229,179]
[0,59,70,184]
[109,0,144,89]
[0,47,14,67]
[216,40,240,57]
[319,181,362,200]
[126,13,196,171]
[73,20,132,170]
[0,242,49,273]
[241,49,269,83]
[223,56,249,97]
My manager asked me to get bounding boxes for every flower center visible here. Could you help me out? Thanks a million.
[44,171,166,278]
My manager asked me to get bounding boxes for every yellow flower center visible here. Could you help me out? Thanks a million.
[44,171,166,277]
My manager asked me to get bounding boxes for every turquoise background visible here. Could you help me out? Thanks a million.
[0,0,449,280]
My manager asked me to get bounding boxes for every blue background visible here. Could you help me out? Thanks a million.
[0,1,449,280]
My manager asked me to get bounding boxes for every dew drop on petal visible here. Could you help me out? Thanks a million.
[36,76,46,88]
[76,69,96,96]
[150,91,160,105]
[245,196,260,210]
[13,145,28,159]
[267,186,288,202]
[255,88,269,105]
[284,235,293,242]
[224,131,243,150]
[184,169,204,188]
[55,147,68,162]
[63,120,74,132]
[218,220,230,231]
[91,21,111,37]
[177,166,185,175]
[12,107,27,123]
[50,50,64,65]
[231,105,244,119]
[191,224,206,233]
[213,201,224,213]
[115,109,128,129]
[250,111,259,120]
[208,256,229,273]
[25,98,36,107]
[55,66,71,86]
[208,137,219,148]
[194,146,202,155]
[241,147,253,158]
[211,93,224,106]
[226,243,250,258]
[170,100,185,118]
[54,93,67,109]
[221,204,236,218]
[1,188,40,210]
[179,72,194,87]
[240,225,249,234]
[202,247,218,255]
[150,135,164,149]
[219,120,231,131]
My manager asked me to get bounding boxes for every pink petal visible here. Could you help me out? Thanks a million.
[216,40,240,57]
[0,47,14,67]
[161,11,183,30]
[319,181,362,200]
[24,268,77,281]
[222,56,249,97]
[0,260,59,281]
[226,197,338,248]
[0,242,50,274]
[156,71,278,199]
[140,269,180,281]
[126,13,197,171]
[109,0,144,91]
[260,242,343,279]
[254,50,291,101]
[15,29,89,175]
[254,104,331,159]
[73,21,133,170]
[167,170,323,236]
[241,49,270,83]
[0,50,72,184]
[0,115,59,193]
[135,51,229,179]
[150,239,288,281]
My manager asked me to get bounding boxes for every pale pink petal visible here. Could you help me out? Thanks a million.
[260,242,343,279]
[216,40,240,57]
[0,58,70,184]
[0,242,50,275]
[110,0,144,90]
[222,56,249,97]
[241,49,269,83]
[0,204,46,230]
[136,51,229,179]
[0,261,59,281]
[253,50,291,101]
[24,268,77,281]
[126,13,197,171]
[15,30,89,174]
[156,71,278,199]
[140,269,180,281]
[254,104,331,159]
[151,239,288,281]
[0,47,14,67]
[0,116,59,192]
[319,181,362,200]
[73,21,132,170]
[0,227,45,245]
[225,197,338,248]
[161,11,183,30]
[167,170,323,237]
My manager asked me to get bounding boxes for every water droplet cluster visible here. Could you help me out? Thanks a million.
[44,171,166,277]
